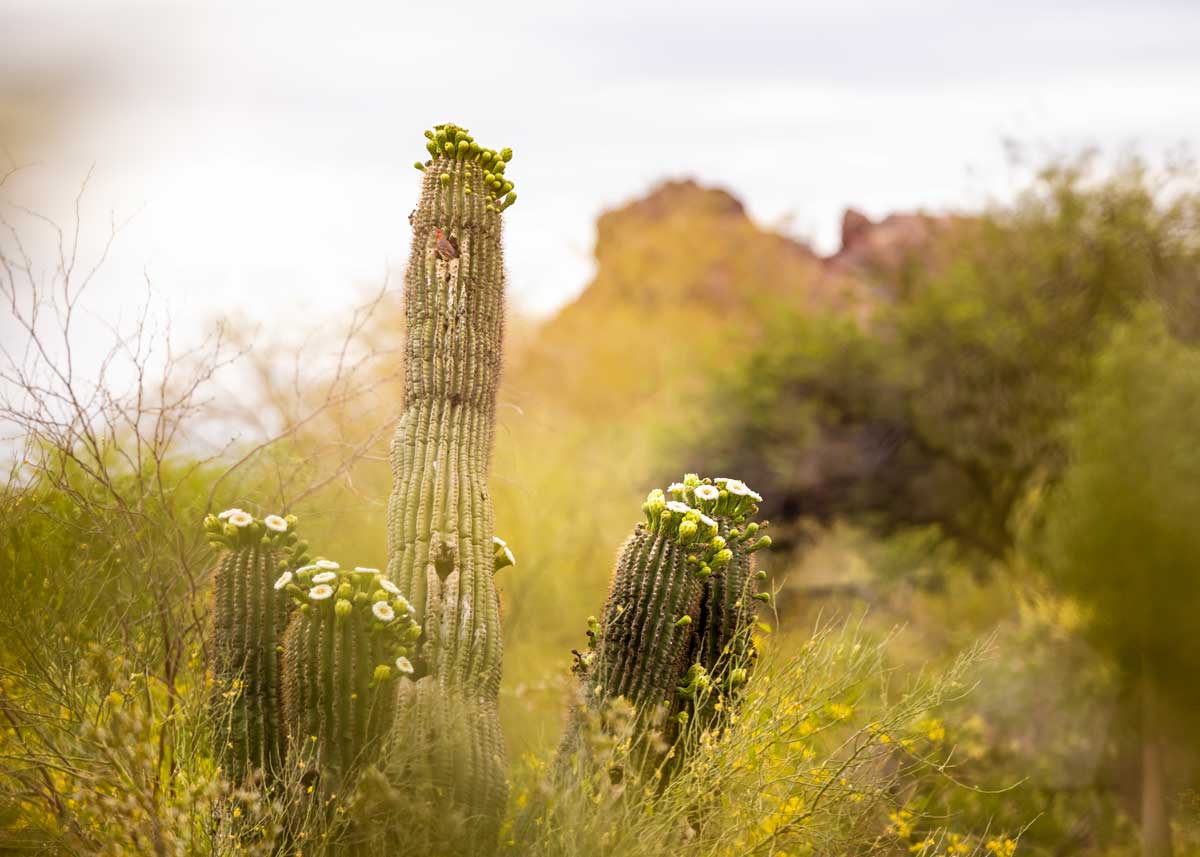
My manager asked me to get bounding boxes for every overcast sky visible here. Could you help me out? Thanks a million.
[3,0,1199,341]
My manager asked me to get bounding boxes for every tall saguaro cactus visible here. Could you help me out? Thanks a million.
[204,508,308,784]
[384,122,517,842]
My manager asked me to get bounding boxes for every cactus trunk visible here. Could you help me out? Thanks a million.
[279,563,420,792]
[559,475,771,773]
[384,123,516,845]
[204,511,303,784]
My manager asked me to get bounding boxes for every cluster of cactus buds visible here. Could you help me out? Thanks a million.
[559,474,772,773]
[412,122,518,212]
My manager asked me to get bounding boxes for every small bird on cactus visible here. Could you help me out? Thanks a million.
[434,228,460,261]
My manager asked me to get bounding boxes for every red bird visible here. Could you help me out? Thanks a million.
[434,228,460,261]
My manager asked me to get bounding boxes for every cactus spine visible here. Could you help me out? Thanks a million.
[280,562,421,789]
[561,475,771,767]
[384,122,516,843]
[204,509,307,783]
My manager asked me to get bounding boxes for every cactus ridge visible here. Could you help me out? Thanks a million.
[203,509,308,784]
[561,474,772,768]
[279,561,421,788]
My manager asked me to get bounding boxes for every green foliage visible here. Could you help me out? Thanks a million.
[695,157,1200,561]
[522,621,1009,857]
[1037,307,1200,691]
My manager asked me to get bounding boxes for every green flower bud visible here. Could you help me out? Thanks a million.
[711,548,733,567]
[674,615,692,628]
[500,147,513,162]
[372,664,392,684]
[337,582,353,600]
[426,140,438,157]
[678,519,698,543]
[440,173,451,186]
[748,535,772,553]
[413,161,425,171]
[335,598,353,618]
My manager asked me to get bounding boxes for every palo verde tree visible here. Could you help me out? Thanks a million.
[1036,307,1200,857]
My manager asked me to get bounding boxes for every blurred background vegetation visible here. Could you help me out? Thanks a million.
[4,147,1200,854]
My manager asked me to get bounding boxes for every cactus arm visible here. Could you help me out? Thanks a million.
[280,564,421,788]
[203,510,306,784]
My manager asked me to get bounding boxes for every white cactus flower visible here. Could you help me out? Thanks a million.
[227,510,254,527]
[666,501,692,514]
[273,571,293,591]
[503,546,516,567]
[308,584,334,601]
[492,535,507,548]
[694,484,719,501]
[263,515,288,532]
[379,579,401,595]
[725,480,750,496]
[394,595,414,614]
[312,571,338,584]
[395,656,414,675]
[372,602,396,622]
[315,559,340,570]
[698,513,718,529]
[217,507,244,520]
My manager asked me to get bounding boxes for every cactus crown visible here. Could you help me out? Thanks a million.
[413,121,518,211]
[642,473,771,574]
[203,508,311,567]
[281,562,422,682]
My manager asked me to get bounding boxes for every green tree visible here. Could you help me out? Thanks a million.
[693,157,1200,563]
[1038,308,1200,857]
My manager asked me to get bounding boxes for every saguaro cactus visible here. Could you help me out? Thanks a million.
[560,474,771,768]
[204,508,308,783]
[279,561,421,788]
[384,122,516,839]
